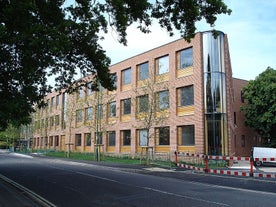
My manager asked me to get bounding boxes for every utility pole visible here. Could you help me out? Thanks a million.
[95,80,100,161]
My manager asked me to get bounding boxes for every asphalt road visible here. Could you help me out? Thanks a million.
[1,151,276,207]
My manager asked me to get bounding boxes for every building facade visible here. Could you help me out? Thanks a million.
[28,31,259,156]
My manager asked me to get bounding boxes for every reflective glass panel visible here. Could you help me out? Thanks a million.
[157,55,169,75]
[180,47,193,69]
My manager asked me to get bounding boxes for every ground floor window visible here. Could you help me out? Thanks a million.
[94,132,103,145]
[85,133,91,146]
[49,136,53,146]
[108,131,116,146]
[178,125,195,145]
[75,134,82,146]
[156,127,170,145]
[138,129,148,146]
[121,130,131,146]
[55,136,59,146]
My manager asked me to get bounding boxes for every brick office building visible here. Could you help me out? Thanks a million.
[29,31,260,157]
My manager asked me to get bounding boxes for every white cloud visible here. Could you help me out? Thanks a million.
[100,0,276,80]
[100,23,178,64]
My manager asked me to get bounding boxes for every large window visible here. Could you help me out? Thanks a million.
[50,116,54,127]
[177,85,194,107]
[97,104,103,119]
[108,131,116,146]
[76,109,83,122]
[110,73,117,89]
[122,130,131,146]
[138,129,148,146]
[157,90,169,110]
[156,127,170,145]
[56,95,60,107]
[156,55,169,75]
[122,68,131,85]
[78,87,84,99]
[85,107,93,121]
[137,95,149,113]
[75,134,82,146]
[87,82,93,96]
[178,47,193,69]
[55,115,60,126]
[51,97,55,108]
[85,133,91,146]
[179,125,195,146]
[109,101,116,117]
[95,132,103,145]
[138,62,149,80]
[49,136,53,146]
[122,98,131,115]
[55,136,59,146]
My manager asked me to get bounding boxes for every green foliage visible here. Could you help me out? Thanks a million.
[0,0,231,130]
[0,123,20,148]
[241,67,276,145]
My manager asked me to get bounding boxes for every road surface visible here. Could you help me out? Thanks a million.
[1,151,276,207]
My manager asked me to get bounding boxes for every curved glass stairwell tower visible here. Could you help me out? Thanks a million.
[203,31,228,155]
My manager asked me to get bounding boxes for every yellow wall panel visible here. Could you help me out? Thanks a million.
[120,146,131,153]
[177,67,193,78]
[155,146,170,152]
[121,114,131,122]
[177,105,194,116]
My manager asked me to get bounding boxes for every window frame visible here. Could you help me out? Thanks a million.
[76,109,83,123]
[122,67,131,85]
[138,62,149,81]
[111,73,117,89]
[179,125,195,146]
[138,129,148,146]
[137,95,149,113]
[108,131,116,146]
[122,130,131,146]
[75,134,82,146]
[177,85,194,107]
[156,127,170,146]
[85,107,93,121]
[77,87,84,99]
[55,115,60,126]
[122,98,131,115]
[109,101,116,117]
[178,47,193,69]
[156,55,169,75]
[157,90,169,111]
[85,133,91,146]
[97,104,103,119]
[87,82,93,96]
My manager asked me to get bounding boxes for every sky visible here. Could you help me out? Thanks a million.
[100,0,276,81]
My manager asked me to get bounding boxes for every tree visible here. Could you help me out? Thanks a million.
[0,123,20,150]
[0,0,231,130]
[241,67,276,146]
[82,83,117,160]
[64,91,79,158]
[133,70,170,163]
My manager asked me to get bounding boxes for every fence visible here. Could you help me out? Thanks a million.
[176,152,276,179]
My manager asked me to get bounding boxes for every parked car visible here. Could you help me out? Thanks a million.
[252,147,276,167]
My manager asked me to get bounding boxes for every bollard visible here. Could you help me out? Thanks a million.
[175,151,178,164]
[205,155,209,173]
[250,156,254,177]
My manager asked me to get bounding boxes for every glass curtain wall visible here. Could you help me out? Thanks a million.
[203,31,228,155]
